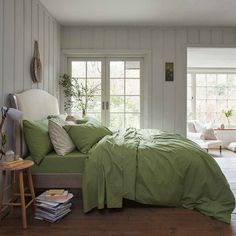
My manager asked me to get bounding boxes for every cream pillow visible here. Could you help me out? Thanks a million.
[203,128,217,140]
[48,119,75,156]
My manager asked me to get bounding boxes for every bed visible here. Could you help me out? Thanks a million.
[9,89,235,223]
[9,89,85,188]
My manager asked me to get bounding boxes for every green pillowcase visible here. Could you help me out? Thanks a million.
[64,122,112,154]
[23,120,53,165]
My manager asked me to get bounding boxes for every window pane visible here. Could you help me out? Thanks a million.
[196,100,206,113]
[196,74,206,86]
[125,79,140,95]
[110,113,125,129]
[87,79,101,95]
[126,69,140,78]
[207,87,216,99]
[228,88,236,97]
[87,61,101,78]
[72,61,86,78]
[125,96,140,112]
[110,61,124,78]
[228,74,236,87]
[87,96,101,112]
[110,79,124,95]
[110,96,124,112]
[207,74,216,86]
[126,61,140,69]
[125,114,140,128]
[217,100,227,112]
[217,74,227,85]
[196,87,206,99]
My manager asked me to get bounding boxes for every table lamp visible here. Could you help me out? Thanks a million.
[0,106,22,159]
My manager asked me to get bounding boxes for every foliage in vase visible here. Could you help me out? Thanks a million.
[59,74,100,116]
[223,109,233,128]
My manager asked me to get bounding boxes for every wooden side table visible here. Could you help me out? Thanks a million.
[0,160,35,229]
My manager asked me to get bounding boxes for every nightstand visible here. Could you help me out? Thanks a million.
[0,160,35,229]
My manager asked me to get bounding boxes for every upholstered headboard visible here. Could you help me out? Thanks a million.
[9,89,60,157]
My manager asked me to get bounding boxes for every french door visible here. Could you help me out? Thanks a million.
[68,57,143,129]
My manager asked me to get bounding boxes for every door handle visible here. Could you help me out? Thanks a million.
[102,102,105,110]
[106,101,109,110]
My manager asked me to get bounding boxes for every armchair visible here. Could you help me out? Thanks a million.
[187,120,222,155]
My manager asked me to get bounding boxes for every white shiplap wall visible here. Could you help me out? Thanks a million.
[61,26,236,136]
[0,0,61,109]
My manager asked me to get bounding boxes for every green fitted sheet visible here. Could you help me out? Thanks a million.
[26,151,87,174]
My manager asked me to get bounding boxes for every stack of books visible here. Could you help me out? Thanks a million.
[1,158,24,168]
[35,189,73,223]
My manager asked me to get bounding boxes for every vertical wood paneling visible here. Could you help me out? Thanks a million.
[127,28,140,49]
[69,27,81,49]
[57,24,61,99]
[49,19,54,94]
[175,29,187,136]
[0,0,3,108]
[24,0,32,90]
[187,29,199,44]
[93,28,104,49]
[140,28,151,49]
[15,0,24,93]
[38,3,44,90]
[81,29,93,48]
[116,28,128,49]
[53,21,58,96]
[223,28,234,44]
[3,0,14,105]
[211,28,223,44]
[104,28,116,49]
[151,29,164,129]
[43,13,49,91]
[199,29,211,44]
[31,0,38,89]
[163,29,176,132]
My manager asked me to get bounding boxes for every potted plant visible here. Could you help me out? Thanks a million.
[59,74,100,117]
[223,109,233,128]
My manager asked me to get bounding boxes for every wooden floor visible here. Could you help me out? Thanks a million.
[1,149,236,236]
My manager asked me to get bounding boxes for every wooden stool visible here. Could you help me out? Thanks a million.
[0,160,35,229]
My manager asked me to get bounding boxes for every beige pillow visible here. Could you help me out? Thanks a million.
[48,119,75,156]
[203,128,217,140]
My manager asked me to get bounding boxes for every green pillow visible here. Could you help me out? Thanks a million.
[64,122,112,154]
[23,120,53,165]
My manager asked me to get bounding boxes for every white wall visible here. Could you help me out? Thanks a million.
[0,0,61,109]
[61,26,236,136]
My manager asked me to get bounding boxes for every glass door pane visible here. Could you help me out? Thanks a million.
[108,59,142,129]
[69,59,104,123]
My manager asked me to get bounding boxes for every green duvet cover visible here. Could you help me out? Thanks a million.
[83,128,235,223]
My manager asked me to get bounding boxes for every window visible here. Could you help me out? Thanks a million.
[187,71,236,126]
[68,57,143,129]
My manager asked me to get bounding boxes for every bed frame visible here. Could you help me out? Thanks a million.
[9,89,83,188]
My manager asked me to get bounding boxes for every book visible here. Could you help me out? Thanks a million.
[36,191,73,204]
[45,190,69,201]
[45,189,65,196]
[1,158,24,168]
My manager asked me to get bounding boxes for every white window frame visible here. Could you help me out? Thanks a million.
[187,68,236,125]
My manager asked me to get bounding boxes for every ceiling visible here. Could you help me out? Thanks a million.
[40,0,236,26]
[188,48,236,68]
